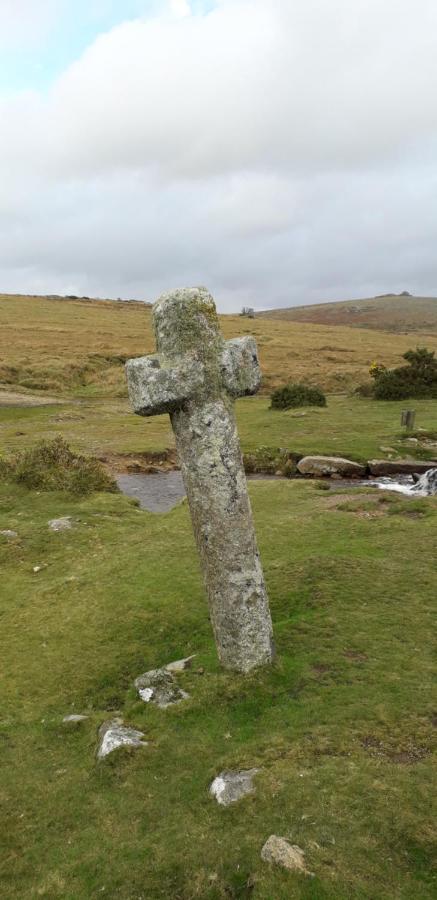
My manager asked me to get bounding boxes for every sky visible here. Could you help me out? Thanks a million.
[1,0,437,312]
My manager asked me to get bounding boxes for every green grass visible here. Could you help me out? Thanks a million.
[1,395,437,464]
[1,479,436,899]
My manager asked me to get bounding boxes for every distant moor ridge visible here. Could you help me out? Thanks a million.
[259,293,437,333]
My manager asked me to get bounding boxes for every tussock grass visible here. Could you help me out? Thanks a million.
[0,436,117,495]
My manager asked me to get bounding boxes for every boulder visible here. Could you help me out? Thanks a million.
[297,456,366,477]
[210,769,259,806]
[261,836,313,875]
[368,459,437,477]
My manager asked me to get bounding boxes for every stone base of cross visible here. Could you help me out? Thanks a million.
[126,287,274,673]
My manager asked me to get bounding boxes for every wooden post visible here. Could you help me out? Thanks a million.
[401,409,416,430]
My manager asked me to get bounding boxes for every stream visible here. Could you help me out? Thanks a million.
[116,471,428,513]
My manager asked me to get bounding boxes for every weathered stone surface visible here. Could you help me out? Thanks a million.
[97,718,147,759]
[0,530,18,538]
[63,714,89,723]
[165,654,196,673]
[48,517,72,532]
[135,668,189,707]
[210,769,259,806]
[297,456,366,477]
[261,836,313,875]
[368,459,437,476]
[126,287,274,673]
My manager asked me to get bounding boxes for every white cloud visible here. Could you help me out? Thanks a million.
[170,0,191,18]
[0,0,60,49]
[0,0,437,309]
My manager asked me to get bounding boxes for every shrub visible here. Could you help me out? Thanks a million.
[243,446,301,476]
[0,436,118,495]
[270,382,326,410]
[372,348,437,400]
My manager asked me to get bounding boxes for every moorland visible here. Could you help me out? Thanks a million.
[0,292,436,900]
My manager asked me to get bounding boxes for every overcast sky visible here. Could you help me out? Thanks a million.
[1,0,437,311]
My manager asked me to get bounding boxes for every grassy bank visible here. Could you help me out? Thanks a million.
[1,478,436,899]
[1,395,437,465]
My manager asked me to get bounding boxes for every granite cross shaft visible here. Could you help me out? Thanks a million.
[126,287,274,673]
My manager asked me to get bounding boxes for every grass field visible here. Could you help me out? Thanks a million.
[259,293,437,333]
[3,293,437,397]
[1,292,436,898]
[1,478,436,899]
[2,396,437,467]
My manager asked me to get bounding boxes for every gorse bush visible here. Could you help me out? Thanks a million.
[0,436,118,495]
[370,348,437,400]
[270,382,327,410]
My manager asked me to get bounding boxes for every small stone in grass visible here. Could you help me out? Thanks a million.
[261,835,314,876]
[0,530,18,539]
[134,668,189,707]
[210,769,259,806]
[165,654,196,673]
[49,517,73,532]
[63,714,89,724]
[97,718,147,759]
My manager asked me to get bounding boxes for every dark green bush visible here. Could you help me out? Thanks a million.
[0,436,118,495]
[270,383,326,410]
[372,348,437,400]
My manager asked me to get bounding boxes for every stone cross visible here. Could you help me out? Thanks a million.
[125,287,274,673]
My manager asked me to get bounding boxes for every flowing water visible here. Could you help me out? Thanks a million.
[116,469,437,513]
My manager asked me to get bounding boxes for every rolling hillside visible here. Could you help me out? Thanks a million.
[3,292,437,397]
[258,293,437,333]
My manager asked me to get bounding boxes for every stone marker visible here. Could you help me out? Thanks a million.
[126,287,274,673]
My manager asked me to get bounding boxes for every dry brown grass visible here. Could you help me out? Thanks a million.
[2,292,437,397]
[258,293,437,333]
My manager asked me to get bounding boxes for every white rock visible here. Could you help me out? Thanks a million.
[0,529,18,538]
[63,714,89,723]
[261,835,313,875]
[97,718,147,759]
[49,517,73,532]
[165,654,196,673]
[210,769,259,806]
[138,688,154,703]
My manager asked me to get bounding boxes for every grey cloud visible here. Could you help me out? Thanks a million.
[0,0,437,310]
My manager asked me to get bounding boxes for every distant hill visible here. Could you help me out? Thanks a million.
[258,294,437,333]
[3,291,437,397]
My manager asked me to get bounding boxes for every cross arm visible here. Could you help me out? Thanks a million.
[220,337,262,398]
[125,354,203,417]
